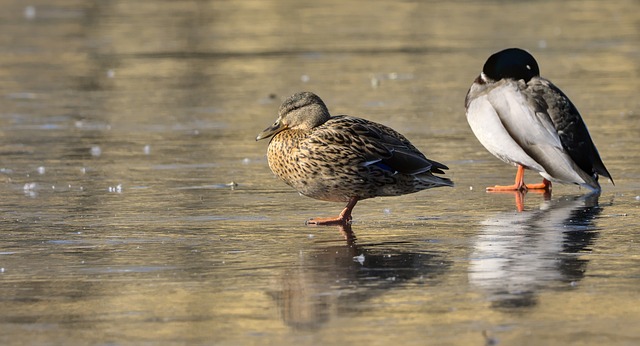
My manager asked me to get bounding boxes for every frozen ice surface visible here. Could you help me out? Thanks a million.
[538,39,548,49]
[7,92,36,99]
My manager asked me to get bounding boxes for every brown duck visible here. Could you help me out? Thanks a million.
[256,92,453,225]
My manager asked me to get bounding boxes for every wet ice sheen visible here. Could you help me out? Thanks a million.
[0,0,638,345]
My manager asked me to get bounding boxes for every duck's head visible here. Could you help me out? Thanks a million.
[256,92,331,141]
[481,48,540,83]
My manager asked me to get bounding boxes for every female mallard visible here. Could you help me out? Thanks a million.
[257,92,453,225]
[465,48,613,193]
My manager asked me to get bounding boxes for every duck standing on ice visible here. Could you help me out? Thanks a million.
[465,48,613,195]
[257,92,453,225]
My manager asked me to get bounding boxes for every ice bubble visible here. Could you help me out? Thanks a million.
[108,184,123,193]
[23,182,37,191]
[371,76,380,88]
[24,6,36,20]
[23,183,37,197]
[90,146,101,157]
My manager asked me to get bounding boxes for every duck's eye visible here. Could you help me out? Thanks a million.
[526,65,531,70]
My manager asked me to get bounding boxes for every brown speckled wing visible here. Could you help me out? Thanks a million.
[317,116,448,175]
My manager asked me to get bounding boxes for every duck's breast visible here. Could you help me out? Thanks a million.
[466,82,545,172]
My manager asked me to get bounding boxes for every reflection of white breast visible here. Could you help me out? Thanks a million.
[469,214,565,294]
[466,83,544,172]
[468,198,581,298]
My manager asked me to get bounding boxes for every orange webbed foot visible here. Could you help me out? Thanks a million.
[525,179,551,191]
[306,215,352,226]
[487,165,527,192]
[305,197,358,227]
[486,183,525,192]
[486,165,552,195]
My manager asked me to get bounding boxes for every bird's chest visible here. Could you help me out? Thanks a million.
[266,133,315,184]
[466,87,543,169]
[265,132,363,202]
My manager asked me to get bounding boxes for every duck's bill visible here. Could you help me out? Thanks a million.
[256,120,286,141]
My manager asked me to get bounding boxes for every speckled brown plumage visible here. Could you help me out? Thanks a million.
[256,92,453,225]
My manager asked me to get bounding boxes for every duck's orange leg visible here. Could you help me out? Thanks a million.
[487,165,527,192]
[487,165,553,193]
[525,178,551,191]
[306,197,358,226]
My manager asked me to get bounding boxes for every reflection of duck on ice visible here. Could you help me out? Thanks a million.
[268,224,450,330]
[468,193,602,309]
